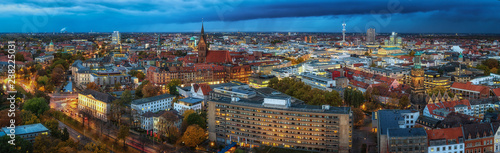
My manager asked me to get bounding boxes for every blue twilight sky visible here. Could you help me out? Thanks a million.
[2,0,500,33]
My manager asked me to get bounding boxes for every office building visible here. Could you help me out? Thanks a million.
[78,89,116,121]
[366,28,376,44]
[112,31,120,44]
[376,109,420,153]
[131,93,175,114]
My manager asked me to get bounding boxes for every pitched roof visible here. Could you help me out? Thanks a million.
[492,88,500,97]
[131,93,175,105]
[194,83,212,95]
[80,89,116,103]
[450,82,490,93]
[206,50,232,64]
[426,127,463,143]
[463,123,494,140]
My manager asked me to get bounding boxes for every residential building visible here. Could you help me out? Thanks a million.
[77,89,116,121]
[463,123,494,153]
[207,97,352,153]
[492,122,500,152]
[174,97,203,115]
[34,55,54,64]
[423,99,471,120]
[387,128,427,153]
[131,93,175,114]
[90,71,132,87]
[366,28,376,44]
[426,127,465,153]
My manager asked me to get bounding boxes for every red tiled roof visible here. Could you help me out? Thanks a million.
[426,127,463,142]
[195,83,212,95]
[206,50,231,64]
[450,82,490,93]
[493,88,500,97]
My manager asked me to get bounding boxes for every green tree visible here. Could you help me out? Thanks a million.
[114,82,122,90]
[0,135,33,153]
[84,142,108,153]
[15,52,25,62]
[20,110,41,125]
[62,127,69,141]
[23,97,49,115]
[166,79,181,95]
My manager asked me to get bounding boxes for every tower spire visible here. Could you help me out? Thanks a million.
[201,18,204,34]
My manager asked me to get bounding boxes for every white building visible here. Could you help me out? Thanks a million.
[399,110,419,128]
[174,97,203,115]
[299,73,335,91]
[427,127,465,153]
[494,123,500,152]
[131,93,175,114]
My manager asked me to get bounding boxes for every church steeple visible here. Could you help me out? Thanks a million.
[198,19,208,63]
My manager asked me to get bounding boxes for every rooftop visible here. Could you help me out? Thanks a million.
[80,89,116,103]
[179,97,203,104]
[388,128,427,138]
[0,123,49,136]
[131,93,175,105]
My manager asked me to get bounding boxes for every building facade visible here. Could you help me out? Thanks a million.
[207,97,352,153]
[387,128,427,153]
[77,89,116,121]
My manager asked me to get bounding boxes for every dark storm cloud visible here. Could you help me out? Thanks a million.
[0,0,499,33]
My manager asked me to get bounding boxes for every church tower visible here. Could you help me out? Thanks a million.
[410,51,426,110]
[198,21,208,63]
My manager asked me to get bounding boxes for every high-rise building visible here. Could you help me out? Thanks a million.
[112,31,120,44]
[366,28,376,44]
[411,51,426,110]
[208,95,352,152]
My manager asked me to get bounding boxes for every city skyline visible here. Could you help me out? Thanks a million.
[1,0,500,33]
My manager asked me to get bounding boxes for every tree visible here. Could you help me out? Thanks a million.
[84,142,108,153]
[15,52,25,62]
[166,79,181,95]
[0,109,21,127]
[37,75,50,86]
[114,82,122,91]
[118,125,130,146]
[62,127,69,141]
[143,83,162,98]
[0,135,33,153]
[51,66,65,85]
[178,124,206,148]
[352,108,365,126]
[399,96,410,109]
[121,89,133,104]
[23,97,49,115]
[409,50,416,57]
[364,51,370,56]
[20,110,41,125]
[86,82,100,91]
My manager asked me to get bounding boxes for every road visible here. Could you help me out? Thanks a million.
[58,120,94,146]
[67,112,157,153]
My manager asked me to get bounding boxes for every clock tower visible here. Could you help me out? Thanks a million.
[410,51,426,110]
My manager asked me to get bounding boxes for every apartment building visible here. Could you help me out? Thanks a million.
[207,97,352,153]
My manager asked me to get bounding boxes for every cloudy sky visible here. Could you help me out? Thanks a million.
[2,0,500,33]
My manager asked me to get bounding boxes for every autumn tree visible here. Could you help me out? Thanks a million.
[51,66,65,85]
[86,82,100,91]
[20,110,41,125]
[398,96,410,109]
[143,83,162,98]
[0,109,21,127]
[84,142,108,153]
[352,108,365,126]
[178,124,206,148]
